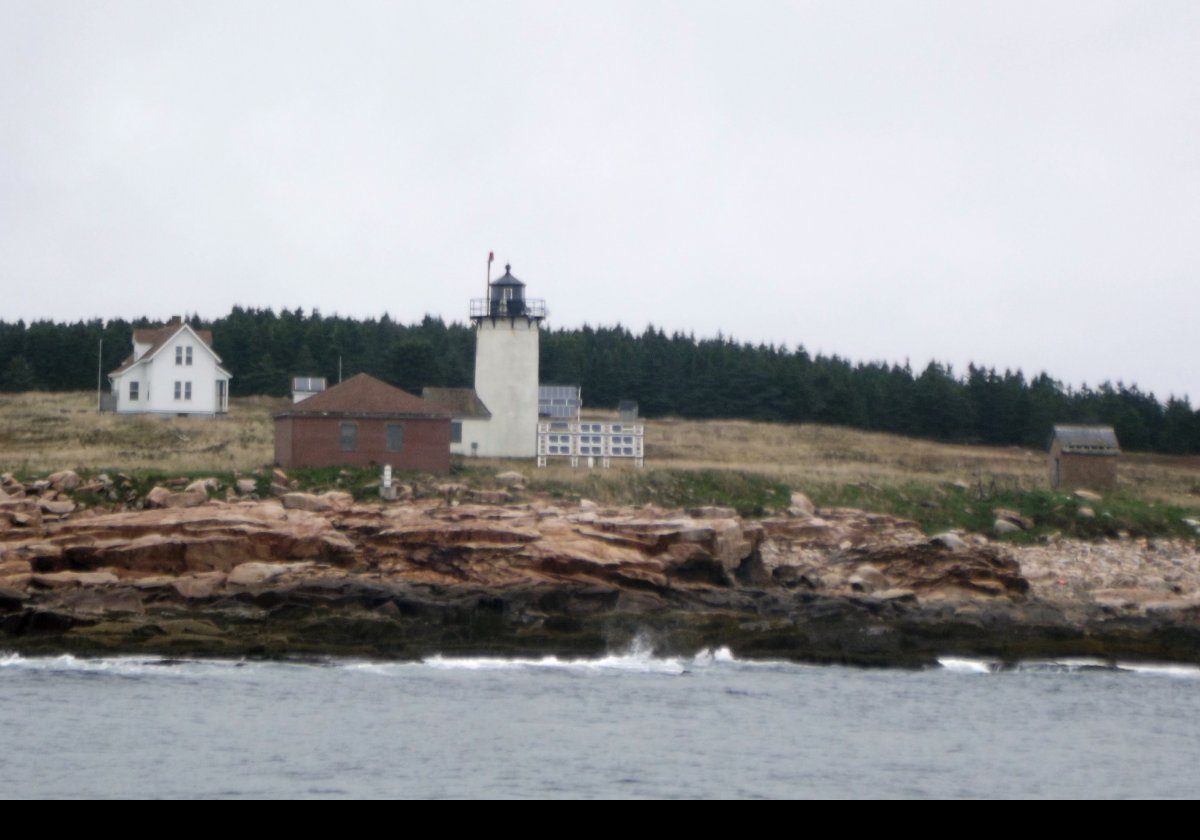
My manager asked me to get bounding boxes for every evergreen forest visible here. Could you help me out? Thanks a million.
[1,308,1198,455]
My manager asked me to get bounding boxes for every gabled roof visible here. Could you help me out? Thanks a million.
[109,320,225,377]
[134,320,214,351]
[421,387,492,419]
[277,373,449,419]
[1051,425,1121,455]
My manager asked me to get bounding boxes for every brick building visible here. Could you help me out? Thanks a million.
[1048,425,1121,490]
[274,373,450,473]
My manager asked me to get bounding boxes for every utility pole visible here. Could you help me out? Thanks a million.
[96,337,103,413]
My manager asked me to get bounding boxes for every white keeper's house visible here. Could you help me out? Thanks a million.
[108,317,232,415]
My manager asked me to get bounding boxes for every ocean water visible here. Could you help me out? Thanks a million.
[2,646,1198,798]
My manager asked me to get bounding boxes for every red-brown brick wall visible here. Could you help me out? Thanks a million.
[274,415,450,473]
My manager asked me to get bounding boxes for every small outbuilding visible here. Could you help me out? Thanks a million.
[291,376,327,403]
[1048,425,1121,490]
[274,373,450,473]
[421,387,492,456]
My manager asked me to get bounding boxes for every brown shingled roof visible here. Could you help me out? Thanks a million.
[110,319,217,375]
[421,387,492,418]
[277,373,449,418]
[134,322,214,351]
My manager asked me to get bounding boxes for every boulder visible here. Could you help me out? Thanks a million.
[321,491,356,510]
[687,506,738,519]
[788,492,816,518]
[236,478,259,495]
[1074,489,1103,503]
[227,562,311,586]
[470,490,511,505]
[171,573,227,600]
[168,491,208,509]
[185,478,220,495]
[495,471,526,486]
[1077,507,1096,520]
[145,486,173,508]
[280,493,333,513]
[992,508,1034,531]
[47,470,81,491]
[993,519,1021,536]
[930,532,969,552]
[31,571,120,587]
[145,486,208,509]
[849,565,889,592]
[38,499,76,516]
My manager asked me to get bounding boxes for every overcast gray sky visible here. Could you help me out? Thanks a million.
[3,1,1198,401]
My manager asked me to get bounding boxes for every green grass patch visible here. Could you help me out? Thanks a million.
[806,481,1200,542]
[525,468,791,517]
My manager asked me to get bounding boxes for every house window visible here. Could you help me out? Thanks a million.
[175,346,183,365]
[185,346,193,366]
[174,381,181,400]
[129,382,139,401]
[184,381,192,400]
[340,422,358,451]
[450,421,462,444]
[386,423,404,452]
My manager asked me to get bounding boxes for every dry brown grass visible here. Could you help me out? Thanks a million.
[644,417,1045,491]
[0,391,285,474]
[2,394,1198,508]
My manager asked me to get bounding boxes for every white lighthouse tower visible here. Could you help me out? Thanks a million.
[468,263,545,458]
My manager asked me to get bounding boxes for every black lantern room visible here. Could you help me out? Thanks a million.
[489,264,527,316]
[471,262,546,321]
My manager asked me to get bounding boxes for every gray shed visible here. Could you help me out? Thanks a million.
[1049,425,1121,490]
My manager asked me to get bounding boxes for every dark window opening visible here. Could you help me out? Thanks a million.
[386,423,404,452]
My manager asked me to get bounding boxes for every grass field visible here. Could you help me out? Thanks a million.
[0,391,282,474]
[2,391,1198,536]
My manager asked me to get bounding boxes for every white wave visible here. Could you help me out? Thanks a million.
[0,652,246,677]
[689,646,734,668]
[688,646,796,670]
[937,656,1200,677]
[422,650,690,675]
[937,657,996,674]
[340,660,428,677]
[1014,658,1117,673]
[1118,662,1200,679]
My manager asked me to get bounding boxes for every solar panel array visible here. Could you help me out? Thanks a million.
[537,421,644,467]
[538,385,582,419]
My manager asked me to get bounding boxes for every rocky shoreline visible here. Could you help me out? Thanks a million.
[2,471,1199,667]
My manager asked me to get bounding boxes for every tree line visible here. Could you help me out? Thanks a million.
[1,308,1198,454]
